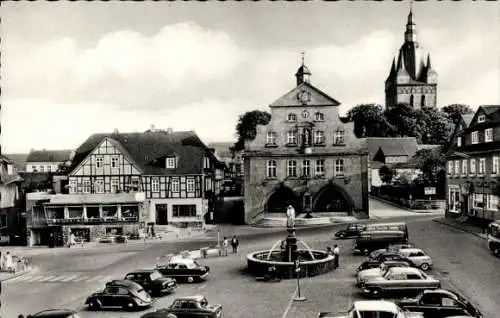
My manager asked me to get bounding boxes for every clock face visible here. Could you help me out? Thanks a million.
[302,110,309,118]
[297,90,311,104]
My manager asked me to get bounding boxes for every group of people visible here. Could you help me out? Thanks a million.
[221,235,239,256]
[326,244,340,269]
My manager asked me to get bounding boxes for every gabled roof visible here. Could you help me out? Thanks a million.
[4,153,28,171]
[69,130,214,175]
[461,114,474,127]
[26,149,73,163]
[481,105,500,116]
[364,137,418,160]
[207,142,234,159]
[269,81,340,107]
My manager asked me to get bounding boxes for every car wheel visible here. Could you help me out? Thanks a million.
[88,300,100,311]
[369,288,381,298]
[363,249,370,256]
[187,276,195,283]
[338,233,345,239]
[420,263,430,271]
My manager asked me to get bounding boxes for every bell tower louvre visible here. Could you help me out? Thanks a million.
[385,7,438,110]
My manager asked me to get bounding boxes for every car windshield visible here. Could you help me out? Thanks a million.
[150,271,162,280]
[358,310,397,318]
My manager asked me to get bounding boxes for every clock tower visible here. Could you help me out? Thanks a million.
[385,8,438,110]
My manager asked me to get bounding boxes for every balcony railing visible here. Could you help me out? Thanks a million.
[44,216,140,225]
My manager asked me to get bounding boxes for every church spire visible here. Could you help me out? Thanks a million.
[426,54,433,69]
[295,52,311,86]
[404,3,418,43]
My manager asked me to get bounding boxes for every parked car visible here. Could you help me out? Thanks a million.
[153,295,223,318]
[98,235,115,243]
[364,222,409,241]
[356,261,410,287]
[369,243,414,259]
[317,300,423,318]
[115,235,128,243]
[397,248,433,271]
[353,230,408,255]
[85,280,154,311]
[140,312,178,318]
[361,267,441,298]
[124,270,177,296]
[156,257,210,283]
[334,223,366,239]
[397,289,483,318]
[26,309,80,318]
[357,252,415,272]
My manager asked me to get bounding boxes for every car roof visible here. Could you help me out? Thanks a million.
[31,309,77,317]
[107,279,143,289]
[387,267,421,275]
[127,269,155,274]
[174,295,206,302]
[169,257,196,264]
[353,300,399,313]
[366,222,406,227]
[422,289,459,299]
[399,248,424,253]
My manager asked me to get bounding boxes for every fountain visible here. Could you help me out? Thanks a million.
[247,205,335,279]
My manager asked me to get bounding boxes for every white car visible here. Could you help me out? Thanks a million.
[318,300,423,318]
[397,248,433,271]
[356,261,410,287]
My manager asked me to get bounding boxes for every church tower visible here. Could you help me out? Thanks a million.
[385,8,438,110]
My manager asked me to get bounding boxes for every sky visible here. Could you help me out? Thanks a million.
[1,1,499,154]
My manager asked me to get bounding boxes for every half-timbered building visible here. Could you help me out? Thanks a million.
[27,129,224,244]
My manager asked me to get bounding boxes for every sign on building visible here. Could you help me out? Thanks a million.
[424,187,436,195]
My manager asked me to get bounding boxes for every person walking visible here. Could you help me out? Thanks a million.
[231,235,239,253]
[333,244,340,269]
[326,246,334,256]
[222,237,229,256]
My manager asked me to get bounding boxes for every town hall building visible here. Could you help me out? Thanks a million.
[243,60,369,224]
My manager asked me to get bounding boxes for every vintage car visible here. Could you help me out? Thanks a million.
[27,309,81,318]
[357,252,415,272]
[369,243,414,259]
[334,223,366,239]
[362,267,441,298]
[397,289,483,318]
[356,261,410,287]
[151,295,223,318]
[85,280,154,310]
[353,230,408,255]
[156,257,210,283]
[124,270,177,296]
[397,248,433,271]
[317,300,423,318]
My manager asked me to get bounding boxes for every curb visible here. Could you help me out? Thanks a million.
[1,265,36,282]
[371,196,442,214]
[432,218,487,240]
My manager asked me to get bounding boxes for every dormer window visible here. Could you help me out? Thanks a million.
[478,115,486,123]
[166,157,176,169]
[287,113,297,122]
[314,112,324,121]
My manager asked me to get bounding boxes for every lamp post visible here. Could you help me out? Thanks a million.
[293,259,306,302]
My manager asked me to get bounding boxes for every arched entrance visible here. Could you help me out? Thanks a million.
[312,184,352,214]
[266,186,301,214]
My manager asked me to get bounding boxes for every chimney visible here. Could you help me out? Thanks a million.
[167,127,173,134]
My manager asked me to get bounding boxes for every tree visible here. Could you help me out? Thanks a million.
[441,104,474,124]
[379,165,396,184]
[412,148,446,184]
[384,104,422,139]
[233,110,271,150]
[346,104,393,138]
[420,108,454,144]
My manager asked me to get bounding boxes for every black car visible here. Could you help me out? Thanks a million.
[156,257,210,283]
[397,289,483,318]
[124,270,177,296]
[85,280,154,311]
[27,309,80,318]
[151,295,223,318]
[334,223,366,239]
[353,230,408,255]
[357,252,415,271]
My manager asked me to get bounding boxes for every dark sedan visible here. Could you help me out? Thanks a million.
[124,270,177,296]
[334,223,366,239]
[153,295,223,318]
[397,289,483,318]
[156,257,210,283]
[27,309,80,318]
[85,280,154,311]
[357,252,415,272]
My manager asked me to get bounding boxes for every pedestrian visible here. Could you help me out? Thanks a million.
[222,237,229,256]
[333,244,340,269]
[326,246,334,256]
[231,235,239,253]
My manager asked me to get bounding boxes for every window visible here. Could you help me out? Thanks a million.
[487,195,498,210]
[111,156,119,168]
[173,205,197,217]
[96,156,103,168]
[204,157,210,169]
[302,160,310,177]
[266,132,277,145]
[315,112,324,121]
[40,166,44,172]
[166,157,176,169]
[442,297,459,307]
[95,179,104,193]
[479,158,486,174]
[334,129,345,144]
[287,113,297,122]
[454,160,460,175]
[69,180,77,193]
[457,137,462,147]
[314,131,325,144]
[471,131,478,144]
[287,160,297,177]
[187,179,195,192]
[315,159,325,176]
[287,131,297,144]
[407,274,422,280]
[47,166,52,172]
[335,159,344,176]
[485,128,493,142]
[171,179,180,192]
[421,95,426,107]
[493,156,499,174]
[267,160,277,178]
[152,178,160,192]
[461,160,467,175]
[82,180,91,194]
[447,161,453,175]
[474,193,485,208]
[478,114,486,123]
[470,159,476,174]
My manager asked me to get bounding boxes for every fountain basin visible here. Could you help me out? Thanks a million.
[247,250,335,279]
